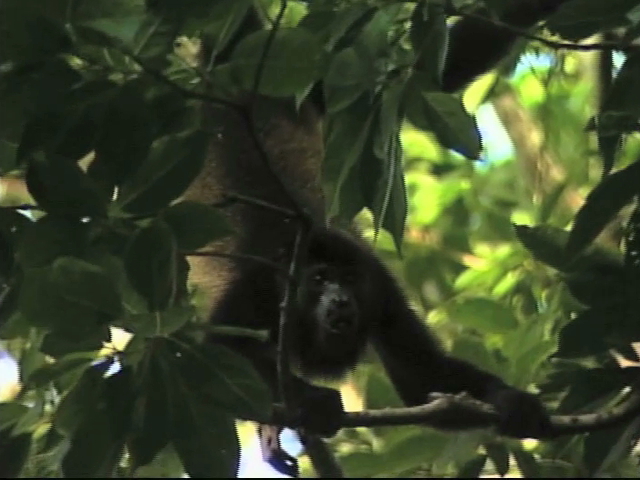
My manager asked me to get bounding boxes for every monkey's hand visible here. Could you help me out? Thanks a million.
[295,384,345,437]
[487,387,554,439]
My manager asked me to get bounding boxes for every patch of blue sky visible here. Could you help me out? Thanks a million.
[0,347,19,390]
[475,103,515,168]
[239,428,303,478]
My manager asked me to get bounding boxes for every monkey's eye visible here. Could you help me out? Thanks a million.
[312,266,329,284]
[342,270,357,284]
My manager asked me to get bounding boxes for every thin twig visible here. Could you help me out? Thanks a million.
[126,48,241,111]
[212,192,298,219]
[276,225,304,409]
[250,0,288,106]
[241,0,308,220]
[452,6,638,54]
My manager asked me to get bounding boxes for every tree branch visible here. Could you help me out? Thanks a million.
[211,192,298,219]
[452,6,638,54]
[271,388,640,439]
[276,225,305,409]
[298,433,344,478]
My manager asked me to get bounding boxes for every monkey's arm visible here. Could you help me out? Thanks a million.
[371,270,551,438]
[443,0,569,92]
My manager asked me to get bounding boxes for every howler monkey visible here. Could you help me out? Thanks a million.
[187,0,569,444]
[210,227,552,439]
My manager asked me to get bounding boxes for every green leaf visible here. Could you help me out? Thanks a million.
[404,90,481,159]
[458,455,487,478]
[324,83,366,113]
[601,52,640,123]
[51,257,123,317]
[360,79,407,249]
[153,338,240,477]
[547,0,639,41]
[119,130,208,215]
[484,442,510,477]
[203,0,252,56]
[410,0,447,88]
[25,351,96,390]
[231,28,324,97]
[324,96,376,218]
[323,5,376,51]
[132,11,179,68]
[170,394,239,478]
[163,201,232,251]
[566,159,640,256]
[77,16,144,47]
[512,448,540,478]
[549,367,636,413]
[41,326,110,358]
[54,363,110,436]
[125,220,177,311]
[19,79,114,163]
[170,339,272,422]
[325,47,370,87]
[17,215,89,268]
[92,82,154,187]
[584,423,634,476]
[19,267,112,339]
[119,305,195,337]
[555,306,619,358]
[133,444,184,478]
[0,11,71,63]
[0,428,31,478]
[0,403,28,431]
[61,368,134,477]
[25,153,107,219]
[447,297,518,334]
[451,334,501,378]
[0,209,29,276]
[129,340,171,469]
[514,224,623,274]
[565,265,625,308]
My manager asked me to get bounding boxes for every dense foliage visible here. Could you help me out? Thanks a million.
[2,0,640,477]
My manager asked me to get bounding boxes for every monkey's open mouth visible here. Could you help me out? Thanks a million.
[327,313,356,334]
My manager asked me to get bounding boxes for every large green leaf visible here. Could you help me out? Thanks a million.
[447,297,518,334]
[118,130,208,215]
[92,82,154,188]
[152,338,244,477]
[25,153,107,219]
[0,427,31,478]
[61,368,134,477]
[124,219,177,311]
[566,159,640,256]
[404,90,481,159]
[231,28,324,96]
[19,266,113,339]
[17,215,89,268]
[163,201,232,251]
[128,340,171,470]
[546,0,639,41]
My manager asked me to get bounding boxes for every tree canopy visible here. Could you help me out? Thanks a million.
[2,0,640,477]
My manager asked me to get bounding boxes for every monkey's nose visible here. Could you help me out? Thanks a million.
[327,301,357,333]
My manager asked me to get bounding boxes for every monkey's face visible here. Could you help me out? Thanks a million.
[304,263,359,338]
[292,262,369,378]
